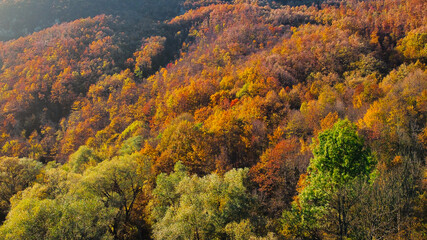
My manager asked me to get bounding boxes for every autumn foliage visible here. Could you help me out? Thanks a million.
[0,0,426,239]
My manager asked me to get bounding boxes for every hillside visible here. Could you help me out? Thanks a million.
[0,0,426,239]
[0,0,184,41]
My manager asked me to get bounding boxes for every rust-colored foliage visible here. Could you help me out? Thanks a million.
[0,1,425,238]
[250,138,311,216]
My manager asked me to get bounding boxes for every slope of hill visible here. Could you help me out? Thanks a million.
[0,0,425,239]
[0,0,185,41]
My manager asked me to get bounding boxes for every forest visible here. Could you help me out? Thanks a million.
[0,0,425,239]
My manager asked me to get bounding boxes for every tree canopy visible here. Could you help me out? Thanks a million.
[0,0,425,239]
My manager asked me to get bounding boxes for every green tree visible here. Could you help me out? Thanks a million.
[283,119,375,239]
[225,219,255,240]
[0,163,115,240]
[0,196,115,240]
[81,155,146,239]
[49,196,116,240]
[119,136,143,156]
[150,162,257,240]
[0,198,60,240]
[68,146,100,173]
[0,157,42,221]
